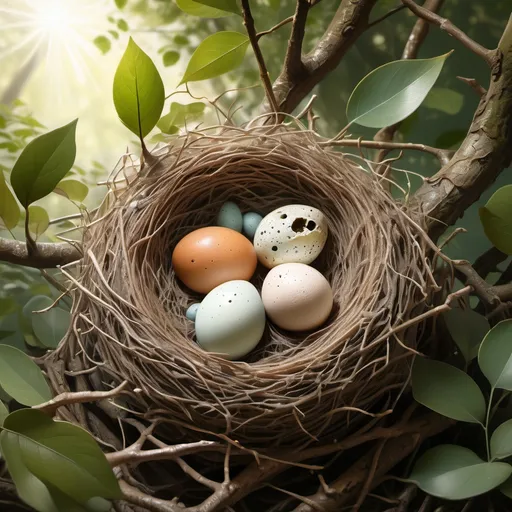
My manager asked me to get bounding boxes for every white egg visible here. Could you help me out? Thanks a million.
[254,205,328,269]
[262,263,333,331]
[195,280,266,360]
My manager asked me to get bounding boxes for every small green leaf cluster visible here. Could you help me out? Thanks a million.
[410,320,512,500]
[94,9,130,55]
[479,185,512,255]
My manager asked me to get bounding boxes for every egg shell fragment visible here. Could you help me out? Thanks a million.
[195,280,266,360]
[254,205,328,269]
[217,201,243,232]
[242,212,263,240]
[172,227,257,294]
[262,263,333,331]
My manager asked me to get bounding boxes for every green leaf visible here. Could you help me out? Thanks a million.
[0,344,52,406]
[93,36,111,55]
[54,179,89,202]
[115,0,127,8]
[491,419,512,460]
[108,30,119,39]
[478,320,512,390]
[176,0,235,17]
[444,307,490,361]
[174,35,189,46]
[113,37,165,139]
[409,445,512,500]
[180,31,249,84]
[10,119,78,208]
[0,401,7,427]
[501,477,512,499]
[346,52,451,128]
[157,102,206,133]
[117,19,128,31]
[193,0,239,14]
[163,50,180,67]
[479,185,512,255]
[0,171,20,229]
[412,357,486,423]
[423,87,464,115]
[0,409,121,511]
[23,296,70,349]
[0,314,25,350]
[28,205,49,239]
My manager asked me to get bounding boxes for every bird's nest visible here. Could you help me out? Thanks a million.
[53,124,439,451]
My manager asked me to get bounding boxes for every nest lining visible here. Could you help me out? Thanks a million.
[58,126,437,449]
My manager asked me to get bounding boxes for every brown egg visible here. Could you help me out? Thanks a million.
[172,227,257,294]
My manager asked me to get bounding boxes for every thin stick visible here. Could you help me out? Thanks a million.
[241,0,280,114]
[366,5,406,30]
[34,380,129,415]
[256,16,294,40]
[456,76,487,97]
[401,0,497,68]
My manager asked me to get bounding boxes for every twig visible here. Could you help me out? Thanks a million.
[325,138,453,165]
[401,0,498,68]
[284,0,310,78]
[0,236,81,268]
[241,0,280,114]
[457,76,487,97]
[256,16,294,41]
[366,5,407,30]
[34,380,129,415]
[353,439,387,510]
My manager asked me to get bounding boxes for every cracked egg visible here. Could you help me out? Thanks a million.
[254,205,328,269]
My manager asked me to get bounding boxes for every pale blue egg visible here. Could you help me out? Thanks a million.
[195,280,266,360]
[186,303,201,321]
[217,201,242,232]
[242,212,263,240]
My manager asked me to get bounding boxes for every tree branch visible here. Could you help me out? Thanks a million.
[326,138,453,165]
[457,76,487,97]
[241,0,279,113]
[366,5,406,31]
[401,0,498,68]
[413,15,512,240]
[271,0,379,114]
[283,0,310,78]
[0,237,81,268]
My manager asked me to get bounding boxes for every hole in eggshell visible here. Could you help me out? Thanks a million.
[291,218,307,232]
[272,246,278,252]
[307,220,317,230]
[280,214,287,219]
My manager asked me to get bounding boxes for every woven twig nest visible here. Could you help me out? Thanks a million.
[58,125,437,450]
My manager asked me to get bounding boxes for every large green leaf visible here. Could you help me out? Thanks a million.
[491,419,512,460]
[0,171,20,229]
[0,400,7,426]
[0,344,52,406]
[423,87,464,115]
[0,410,121,511]
[444,307,489,361]
[479,320,512,390]
[412,357,486,423]
[479,185,512,255]
[113,37,165,139]
[177,0,234,17]
[28,205,49,239]
[24,295,70,349]
[194,0,239,14]
[409,444,512,500]
[501,477,512,499]
[54,179,89,202]
[346,53,451,128]
[157,102,206,134]
[180,32,249,84]
[10,120,78,207]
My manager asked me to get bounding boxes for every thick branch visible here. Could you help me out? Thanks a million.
[0,237,81,268]
[401,0,498,68]
[272,0,379,114]
[413,16,512,240]
[283,0,310,78]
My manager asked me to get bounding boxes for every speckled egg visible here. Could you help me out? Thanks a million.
[195,280,266,359]
[217,201,243,232]
[242,212,263,240]
[262,263,333,331]
[254,205,328,268]
[172,227,257,294]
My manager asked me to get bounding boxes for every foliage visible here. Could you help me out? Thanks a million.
[410,320,512,500]
[479,185,512,255]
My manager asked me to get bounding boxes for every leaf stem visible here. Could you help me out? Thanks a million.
[484,387,495,461]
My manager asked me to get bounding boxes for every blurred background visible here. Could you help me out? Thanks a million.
[0,0,511,344]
